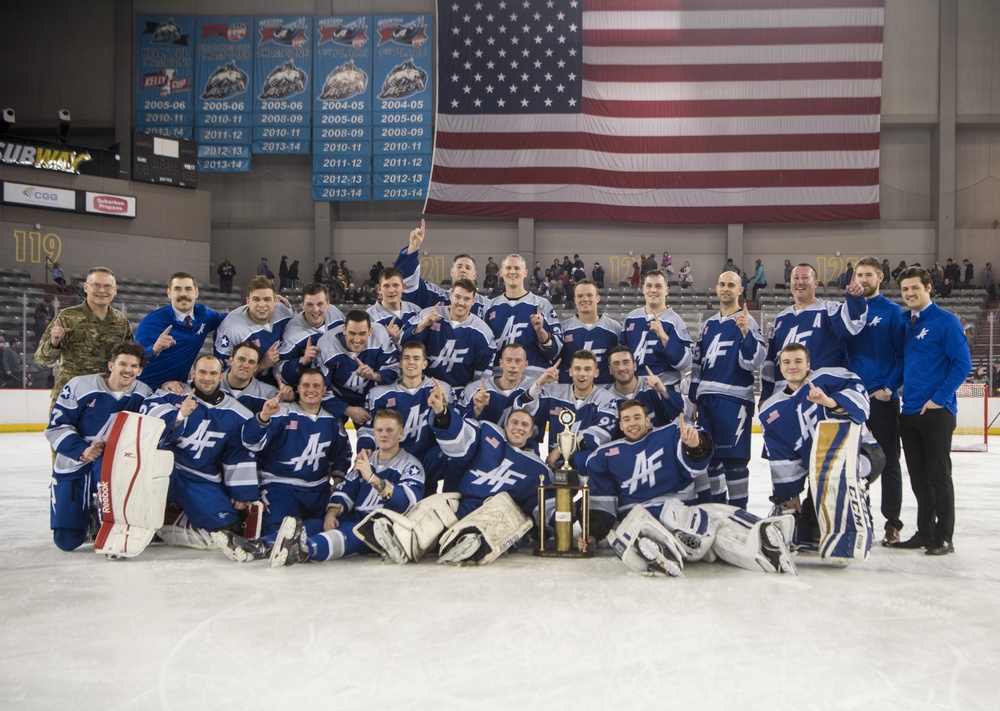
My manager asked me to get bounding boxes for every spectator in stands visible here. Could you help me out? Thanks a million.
[257,257,273,279]
[369,261,383,285]
[892,260,907,285]
[486,256,501,283]
[561,255,573,277]
[929,263,943,292]
[781,259,793,288]
[641,253,657,277]
[944,258,961,286]
[629,261,641,289]
[50,261,68,292]
[288,260,299,289]
[751,259,766,301]
[217,257,236,294]
[551,277,565,304]
[33,298,54,343]
[573,254,585,273]
[592,262,605,289]
[339,260,352,284]
[313,262,325,284]
[963,259,974,286]
[1,338,23,387]
[882,258,892,283]
[279,256,291,290]
[939,276,954,298]
[992,358,1000,394]
[678,260,694,288]
[537,277,551,298]
[982,262,997,301]
[838,262,855,289]
[661,251,673,274]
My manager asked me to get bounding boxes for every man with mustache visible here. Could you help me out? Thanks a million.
[135,272,226,393]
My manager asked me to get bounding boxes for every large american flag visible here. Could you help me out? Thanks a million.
[425,0,884,224]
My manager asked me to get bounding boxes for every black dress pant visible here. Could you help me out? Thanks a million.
[899,408,956,544]
[868,397,903,530]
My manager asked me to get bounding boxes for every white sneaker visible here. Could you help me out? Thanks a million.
[637,535,684,577]
[269,517,308,568]
[438,532,483,565]
[212,530,268,563]
[372,519,409,565]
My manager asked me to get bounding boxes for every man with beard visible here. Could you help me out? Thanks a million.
[219,341,292,415]
[136,272,226,393]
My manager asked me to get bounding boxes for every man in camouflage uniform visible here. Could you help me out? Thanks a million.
[35,267,135,410]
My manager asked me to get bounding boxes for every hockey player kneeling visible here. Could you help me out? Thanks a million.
[270,409,425,566]
[583,399,796,576]
[759,344,878,564]
[356,382,547,565]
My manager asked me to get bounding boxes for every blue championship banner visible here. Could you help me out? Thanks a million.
[372,15,433,201]
[135,16,196,140]
[195,17,253,172]
[253,16,312,155]
[312,16,373,201]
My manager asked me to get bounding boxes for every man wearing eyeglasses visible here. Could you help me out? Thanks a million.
[36,266,134,410]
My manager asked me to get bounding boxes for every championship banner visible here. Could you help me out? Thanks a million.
[135,16,196,140]
[312,15,374,201]
[372,15,433,201]
[253,16,312,155]
[195,17,254,172]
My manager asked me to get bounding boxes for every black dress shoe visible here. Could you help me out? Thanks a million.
[925,541,955,556]
[892,534,929,549]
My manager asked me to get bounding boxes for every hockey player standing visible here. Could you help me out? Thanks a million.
[894,267,972,556]
[140,355,258,547]
[403,278,496,389]
[394,220,488,316]
[46,342,152,551]
[214,369,352,562]
[844,257,907,546]
[760,264,867,402]
[620,270,693,391]
[269,409,424,566]
[366,267,422,344]
[275,283,345,387]
[213,275,293,376]
[689,271,766,508]
[558,279,622,386]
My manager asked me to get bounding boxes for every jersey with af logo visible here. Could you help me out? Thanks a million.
[584,423,710,529]
[331,449,425,517]
[516,382,619,468]
[213,302,294,370]
[356,377,455,460]
[402,305,496,388]
[141,389,258,501]
[558,315,622,385]
[620,307,693,389]
[760,295,867,401]
[275,308,346,386]
[432,415,551,518]
[689,310,766,403]
[758,366,869,500]
[393,246,489,317]
[242,402,351,488]
[484,293,563,378]
[315,322,400,418]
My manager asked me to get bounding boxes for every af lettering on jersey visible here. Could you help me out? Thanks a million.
[178,420,226,459]
[286,432,331,473]
[624,448,663,494]
[703,333,735,370]
[430,339,469,373]
[470,458,526,494]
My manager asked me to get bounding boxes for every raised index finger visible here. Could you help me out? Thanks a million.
[162,325,172,335]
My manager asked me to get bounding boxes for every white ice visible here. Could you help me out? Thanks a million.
[1,432,998,711]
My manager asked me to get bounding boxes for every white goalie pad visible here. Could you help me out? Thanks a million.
[355,493,461,563]
[606,505,685,577]
[809,420,873,564]
[699,504,797,575]
[156,511,216,550]
[657,498,717,562]
[94,412,174,558]
[437,492,531,566]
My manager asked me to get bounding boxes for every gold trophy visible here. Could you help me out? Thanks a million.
[535,409,593,558]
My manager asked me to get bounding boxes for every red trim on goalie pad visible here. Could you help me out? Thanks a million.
[94,413,145,554]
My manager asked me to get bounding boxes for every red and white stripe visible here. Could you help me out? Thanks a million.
[426,0,884,224]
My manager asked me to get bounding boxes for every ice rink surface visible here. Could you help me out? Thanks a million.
[1,431,998,711]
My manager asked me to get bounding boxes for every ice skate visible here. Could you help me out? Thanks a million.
[758,521,797,575]
[269,517,308,567]
[438,531,483,564]
[371,518,409,565]
[637,535,684,577]
[212,529,268,563]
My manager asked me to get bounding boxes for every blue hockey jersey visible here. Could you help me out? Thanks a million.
[276,308,345,386]
[402,305,497,388]
[620,307,693,389]
[218,374,277,416]
[331,449,424,517]
[758,367,870,500]
[432,414,551,518]
[457,374,531,425]
[394,246,489,317]
[356,377,455,458]
[760,295,866,401]
[517,382,618,461]
[241,402,352,488]
[46,374,153,477]
[316,323,400,418]
[484,292,562,377]
[689,310,766,403]
[558,315,622,385]
[214,302,294,370]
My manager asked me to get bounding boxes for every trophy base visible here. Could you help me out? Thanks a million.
[533,547,594,559]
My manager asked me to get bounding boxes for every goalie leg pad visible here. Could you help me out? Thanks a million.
[606,506,685,577]
[702,505,797,574]
[354,493,461,563]
[657,498,717,562]
[810,421,874,564]
[94,412,174,558]
[437,492,531,565]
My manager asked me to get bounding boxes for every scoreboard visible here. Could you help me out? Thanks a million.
[131,132,198,188]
